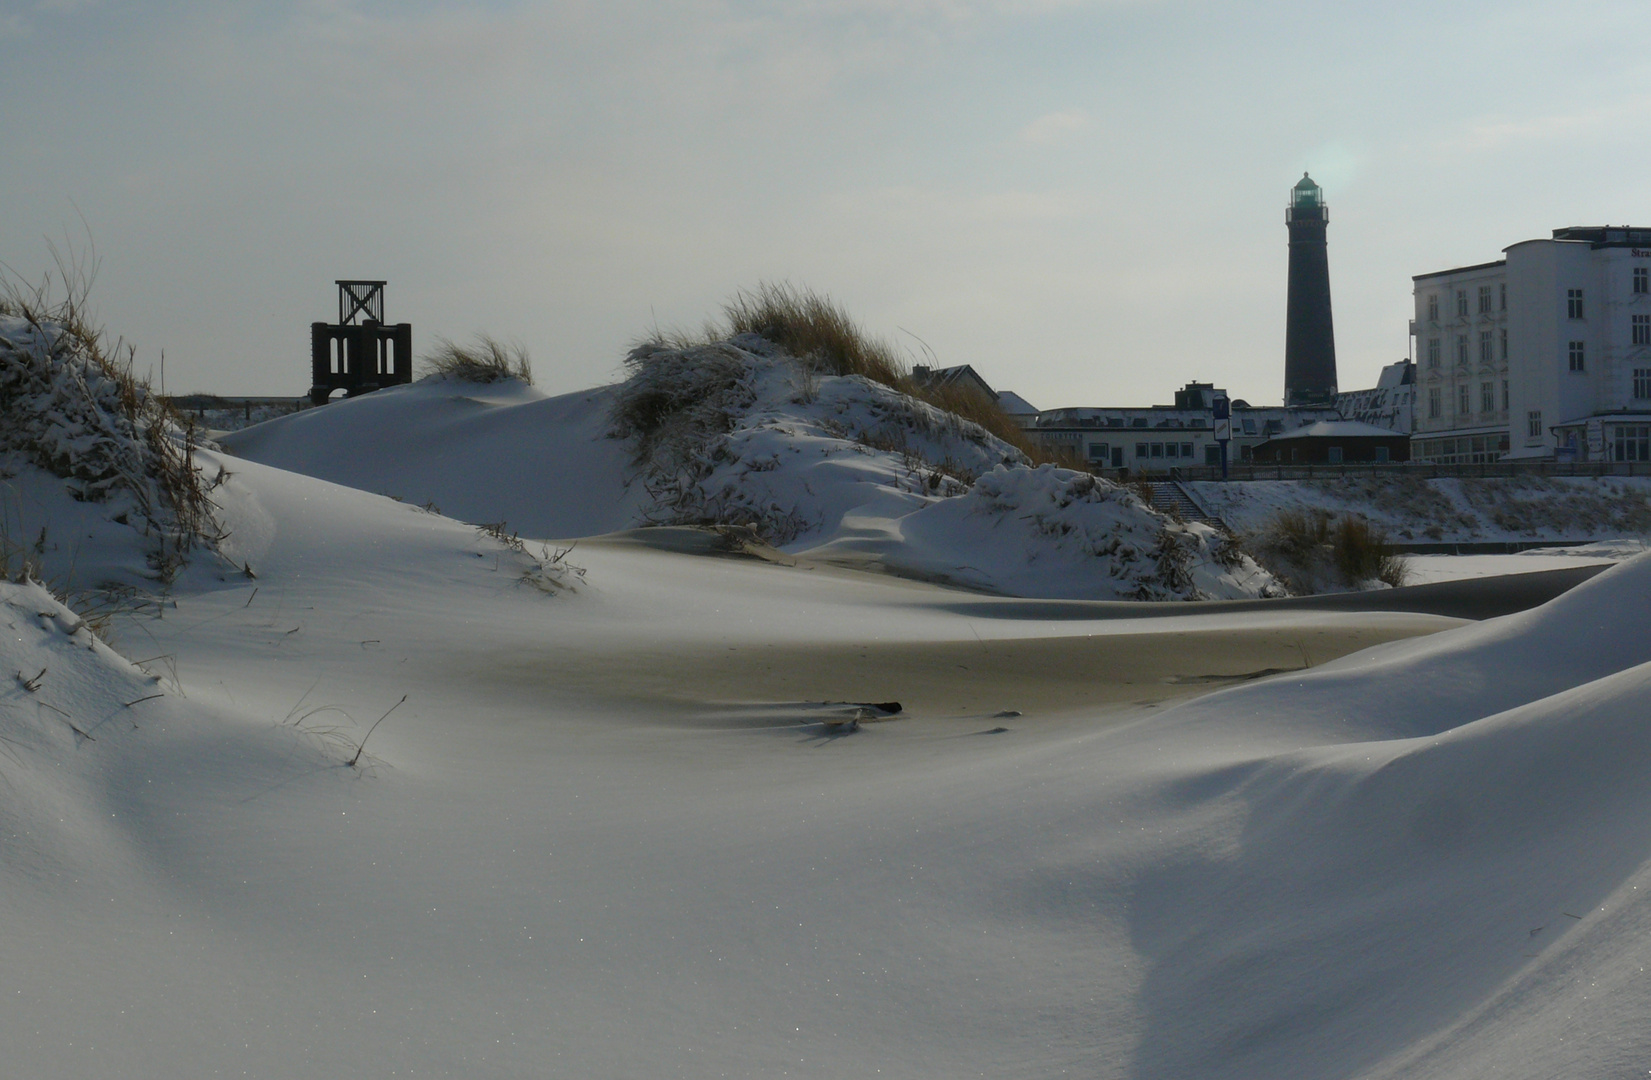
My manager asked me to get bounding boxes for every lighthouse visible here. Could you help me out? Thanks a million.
[1284,172,1338,406]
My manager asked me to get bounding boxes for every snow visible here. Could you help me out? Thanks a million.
[1187,474,1651,544]
[1401,540,1648,584]
[10,328,1651,1076]
[224,340,1279,600]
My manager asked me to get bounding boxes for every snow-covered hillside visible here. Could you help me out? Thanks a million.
[224,337,1278,600]
[1190,472,1651,543]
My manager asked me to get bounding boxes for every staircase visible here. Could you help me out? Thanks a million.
[1146,481,1229,532]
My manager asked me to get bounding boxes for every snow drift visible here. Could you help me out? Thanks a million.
[1114,551,1651,1078]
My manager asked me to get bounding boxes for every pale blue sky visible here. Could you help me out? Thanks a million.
[4,1,1649,406]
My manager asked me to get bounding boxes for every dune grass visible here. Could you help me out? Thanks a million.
[1254,508,1407,592]
[641,282,1079,469]
[419,334,533,385]
[1,249,214,581]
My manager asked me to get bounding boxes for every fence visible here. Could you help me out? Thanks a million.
[1094,460,1651,483]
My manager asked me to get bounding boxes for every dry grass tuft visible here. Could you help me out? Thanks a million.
[1250,508,1406,592]
[646,282,1078,469]
[419,334,533,385]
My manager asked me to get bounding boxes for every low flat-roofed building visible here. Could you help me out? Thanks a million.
[1250,419,1411,465]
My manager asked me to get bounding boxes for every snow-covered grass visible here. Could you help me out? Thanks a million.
[1,285,217,590]
[658,282,1077,469]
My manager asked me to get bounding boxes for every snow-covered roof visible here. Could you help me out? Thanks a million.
[996,390,1038,415]
[1263,420,1405,441]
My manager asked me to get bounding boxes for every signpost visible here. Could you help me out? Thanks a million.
[1213,394,1231,480]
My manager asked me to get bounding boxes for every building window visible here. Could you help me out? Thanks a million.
[1242,418,1256,435]
[1427,294,1439,321]
[1569,341,1586,371]
[1135,442,1148,458]
[1500,282,1507,310]
[1456,335,1469,364]
[1427,338,1440,368]
[1568,289,1584,319]
[1479,330,1493,363]
[1087,442,1109,463]
[1458,383,1471,415]
[1528,410,1543,439]
[1502,379,1509,410]
[1500,328,1508,360]
[1374,446,1390,463]
[1635,267,1648,295]
[1327,446,1343,464]
[1151,443,1163,458]
[1428,387,1441,419]
[1456,289,1468,318]
[1635,314,1651,346]
[1164,442,1178,458]
[1635,369,1651,399]
[1181,442,1193,458]
[1480,382,1494,413]
[1616,425,1651,462]
[1478,285,1492,313]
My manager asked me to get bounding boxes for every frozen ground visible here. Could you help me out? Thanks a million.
[4,439,1651,1077]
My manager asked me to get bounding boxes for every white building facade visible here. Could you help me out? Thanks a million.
[1412,226,1651,463]
[1411,260,1511,463]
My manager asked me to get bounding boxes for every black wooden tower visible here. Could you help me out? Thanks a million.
[1283,173,1338,407]
[309,281,413,405]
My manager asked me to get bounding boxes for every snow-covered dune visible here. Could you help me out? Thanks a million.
[5,428,1650,1076]
[222,340,1278,600]
[219,376,642,539]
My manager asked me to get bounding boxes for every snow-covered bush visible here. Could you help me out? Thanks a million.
[0,301,215,583]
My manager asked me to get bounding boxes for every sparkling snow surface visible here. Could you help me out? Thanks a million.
[3,436,1651,1078]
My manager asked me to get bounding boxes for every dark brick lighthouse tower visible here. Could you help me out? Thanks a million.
[1284,172,1338,406]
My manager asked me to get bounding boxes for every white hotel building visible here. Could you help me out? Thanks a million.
[1413,226,1651,464]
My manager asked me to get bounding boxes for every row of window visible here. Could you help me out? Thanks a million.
[1425,269,1651,324]
[1426,380,1509,420]
[1619,425,1651,462]
[1427,284,1508,321]
[1415,432,1510,464]
[1428,318,1651,372]
[1427,329,1507,367]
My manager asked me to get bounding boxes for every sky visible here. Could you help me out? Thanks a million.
[4,0,1650,407]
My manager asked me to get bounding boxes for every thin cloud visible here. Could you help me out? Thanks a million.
[1458,97,1651,152]
[1020,109,1090,145]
